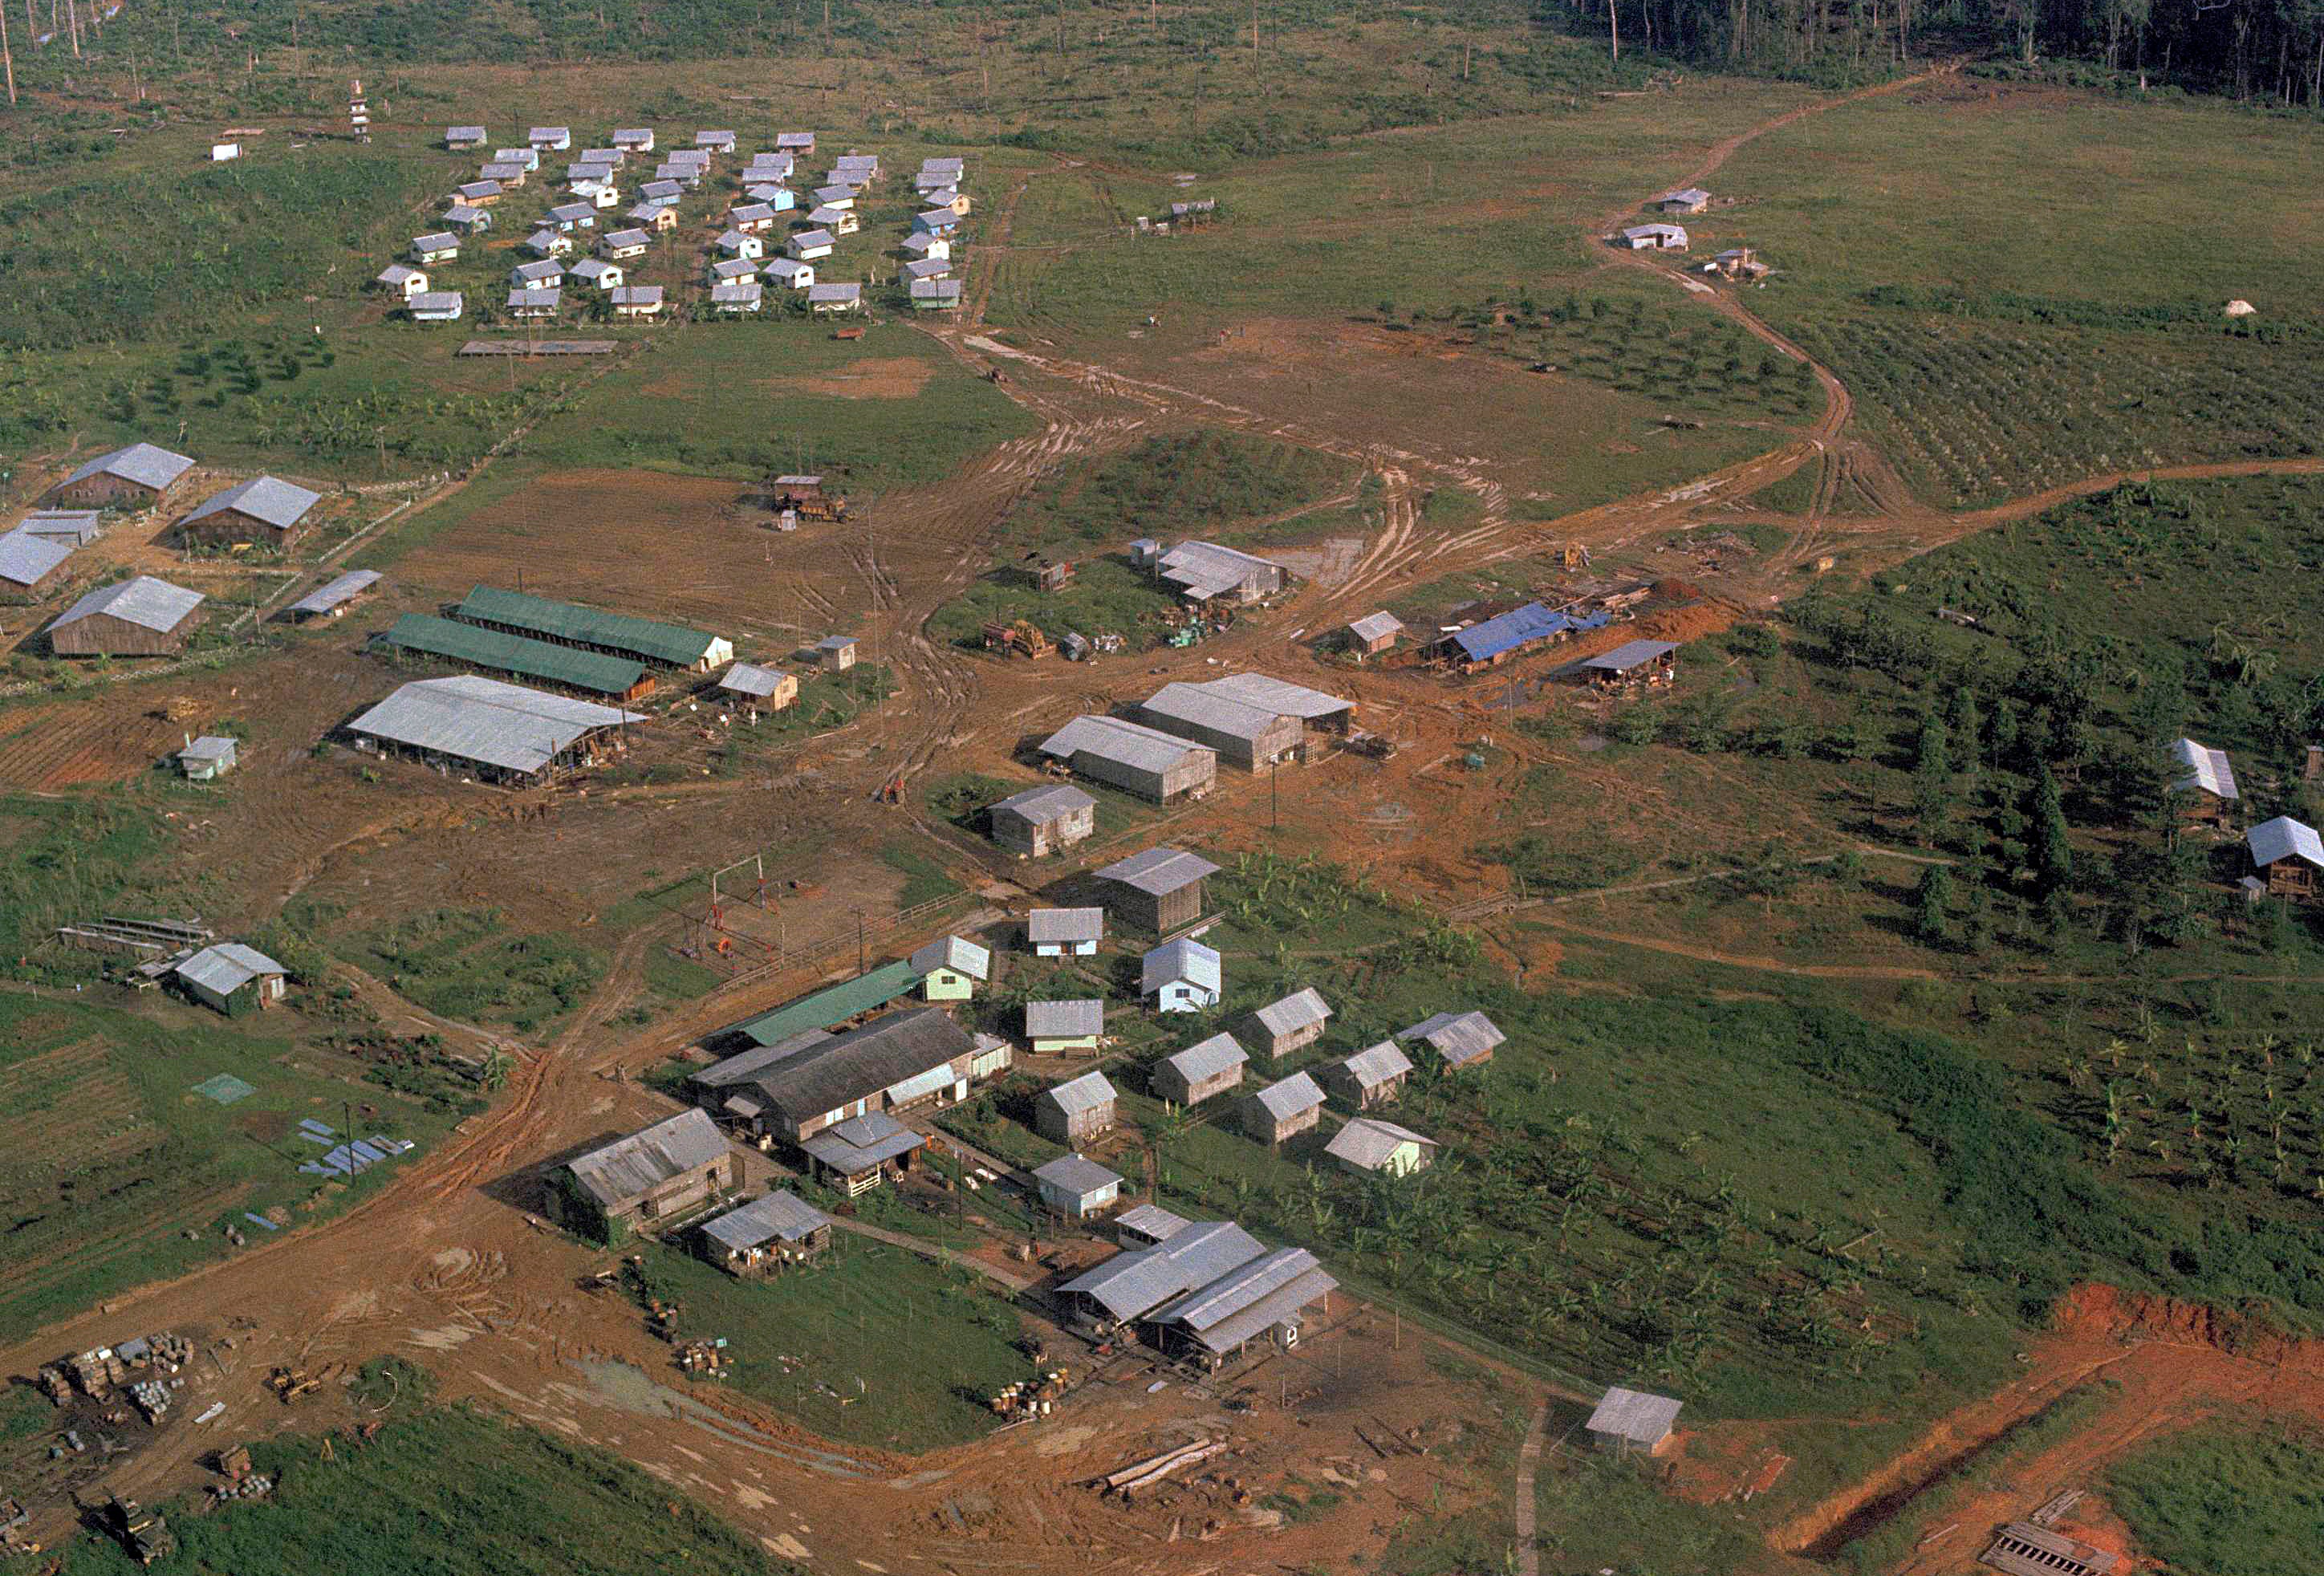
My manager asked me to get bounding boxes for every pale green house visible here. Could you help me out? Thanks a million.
[1026,998,1103,1056]
[1324,1118,1437,1180]
[909,935,990,1001]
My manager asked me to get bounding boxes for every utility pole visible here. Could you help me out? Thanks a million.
[0,0,16,106]
[65,0,79,58]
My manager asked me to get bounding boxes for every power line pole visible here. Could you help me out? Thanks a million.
[0,1,16,105]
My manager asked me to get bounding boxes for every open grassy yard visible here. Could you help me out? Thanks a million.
[1714,82,2324,507]
[0,991,459,1338]
[51,1398,802,1575]
[624,1237,1029,1452]
[2107,1424,2324,1576]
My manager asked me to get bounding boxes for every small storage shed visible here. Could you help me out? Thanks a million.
[815,635,857,672]
[1033,1153,1124,1218]
[2249,816,2324,902]
[1617,223,1688,251]
[1244,1071,1325,1147]
[697,1191,831,1277]
[177,736,238,780]
[1035,1070,1117,1146]
[1399,1009,1505,1072]
[1245,987,1331,1059]
[990,783,1096,858]
[1581,639,1679,689]
[1586,1387,1684,1456]
[1325,1118,1436,1178]
[172,942,287,1014]
[1141,937,1222,1013]
[1026,999,1104,1056]
[1027,907,1103,957]
[1153,1032,1247,1108]
[2168,737,2238,829]
[1346,610,1404,656]
[908,936,990,1001]
[1327,1042,1413,1110]
[1095,846,1221,933]
[1655,187,1712,215]
[717,663,797,710]
[48,576,206,656]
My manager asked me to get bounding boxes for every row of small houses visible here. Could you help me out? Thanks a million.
[390,139,969,322]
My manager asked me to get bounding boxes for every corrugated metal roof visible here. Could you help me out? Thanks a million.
[50,575,204,634]
[290,570,380,615]
[568,1108,728,1208]
[63,442,195,494]
[807,283,862,304]
[0,528,73,587]
[1026,998,1105,1038]
[447,126,487,140]
[18,510,103,544]
[1040,1070,1115,1115]
[1201,672,1351,721]
[1142,681,1288,741]
[909,279,963,304]
[1252,987,1330,1038]
[1040,715,1212,777]
[1096,845,1221,896]
[993,784,1093,825]
[1340,1041,1412,1087]
[909,936,990,981]
[745,1008,971,1122]
[1027,907,1103,944]
[1168,1261,1336,1354]
[410,292,465,315]
[801,1111,924,1173]
[347,676,641,776]
[641,179,683,198]
[173,941,284,996]
[1250,1071,1323,1121]
[1157,541,1286,600]
[1660,187,1712,205]
[181,475,322,534]
[701,1190,829,1249]
[1348,611,1404,642]
[1583,639,1680,672]
[1141,937,1221,996]
[733,961,922,1047]
[1164,1032,1246,1085]
[178,735,237,762]
[718,662,789,697]
[514,260,564,284]
[1058,1220,1266,1322]
[611,286,663,307]
[1586,1386,1683,1445]
[1148,1245,1323,1334]
[2249,815,2324,871]
[904,258,951,281]
[1115,1203,1188,1241]
[2169,737,2238,800]
[380,613,648,696]
[815,634,856,653]
[1400,1009,1505,1066]
[509,286,563,310]
[1326,1118,1434,1171]
[457,584,719,667]
[691,1029,834,1091]
[1033,1152,1122,1196]
[378,263,425,286]
[791,228,835,250]
[604,226,651,249]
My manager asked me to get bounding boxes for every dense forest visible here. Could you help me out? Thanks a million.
[0,0,2317,109]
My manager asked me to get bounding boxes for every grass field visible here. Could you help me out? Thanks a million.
[2107,1423,2324,1576]
[282,902,605,1033]
[51,1399,805,1575]
[624,1238,1028,1451]
[1717,83,2324,507]
[0,991,458,1338]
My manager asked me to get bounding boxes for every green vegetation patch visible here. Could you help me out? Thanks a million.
[53,1401,801,1575]
[346,907,603,1032]
[0,993,460,1337]
[1008,432,1358,553]
[624,1241,1027,1451]
[2108,1424,2324,1576]
[0,795,173,974]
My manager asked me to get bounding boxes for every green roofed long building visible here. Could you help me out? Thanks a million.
[379,613,656,700]
[729,959,923,1047]
[453,584,734,671]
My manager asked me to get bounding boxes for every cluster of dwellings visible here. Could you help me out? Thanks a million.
[2160,737,2324,904]
[1615,185,1713,252]
[1030,671,1355,806]
[414,125,972,322]
[6,445,328,638]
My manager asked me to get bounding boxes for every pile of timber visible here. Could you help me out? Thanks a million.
[1094,1437,1229,1501]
